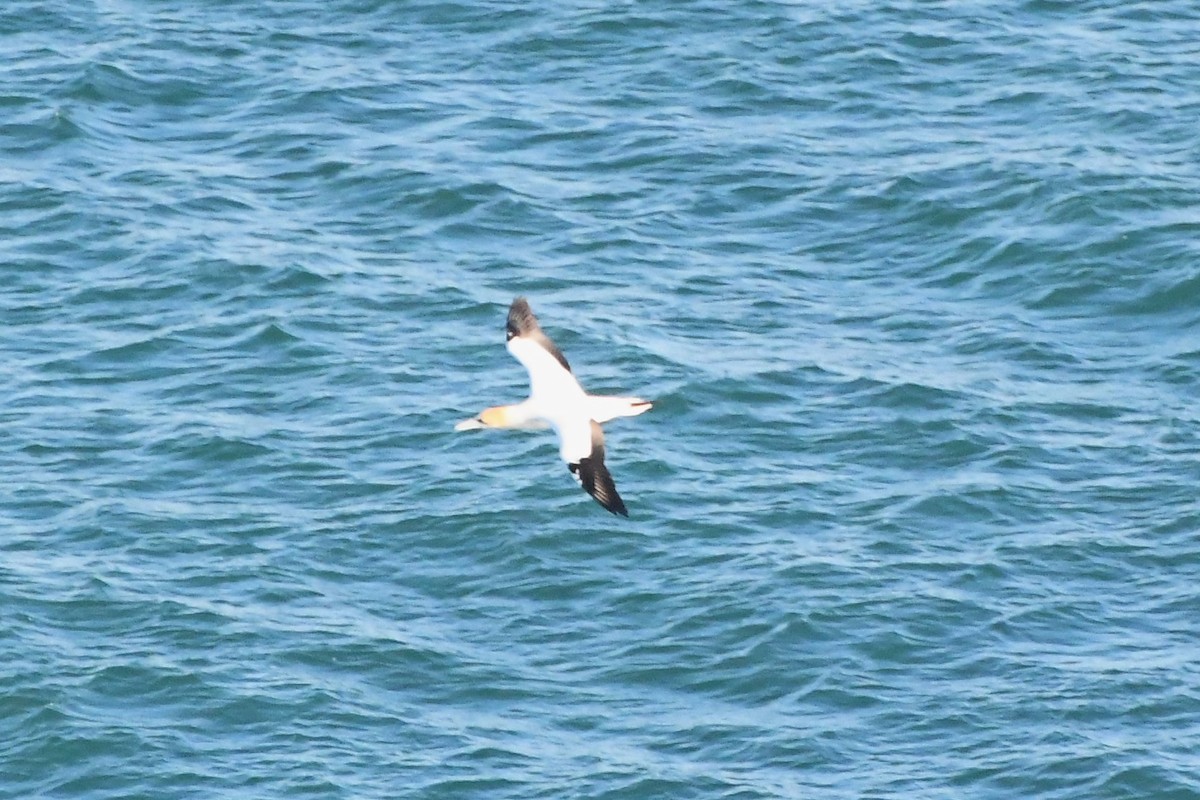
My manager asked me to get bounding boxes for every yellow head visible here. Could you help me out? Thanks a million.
[478,406,512,427]
[454,405,515,431]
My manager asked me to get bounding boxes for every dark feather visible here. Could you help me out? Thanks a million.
[568,421,628,516]
[506,297,539,338]
[507,297,571,372]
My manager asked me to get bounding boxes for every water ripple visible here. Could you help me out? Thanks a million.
[3,0,1200,797]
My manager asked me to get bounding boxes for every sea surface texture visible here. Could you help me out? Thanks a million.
[3,2,1199,798]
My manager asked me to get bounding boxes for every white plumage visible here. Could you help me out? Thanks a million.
[454,297,652,516]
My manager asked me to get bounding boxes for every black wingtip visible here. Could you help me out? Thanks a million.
[505,297,572,372]
[506,297,538,341]
[569,458,629,517]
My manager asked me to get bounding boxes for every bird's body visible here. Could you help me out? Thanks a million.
[455,298,651,516]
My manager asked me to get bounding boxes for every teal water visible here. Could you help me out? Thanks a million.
[3,2,1199,798]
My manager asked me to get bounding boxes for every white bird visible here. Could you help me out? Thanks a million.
[455,297,652,516]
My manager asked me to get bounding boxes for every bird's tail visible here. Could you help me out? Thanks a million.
[587,395,653,424]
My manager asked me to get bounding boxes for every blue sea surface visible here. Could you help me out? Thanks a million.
[3,1,1199,798]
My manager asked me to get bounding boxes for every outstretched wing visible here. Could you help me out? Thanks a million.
[506,297,571,373]
[566,420,628,517]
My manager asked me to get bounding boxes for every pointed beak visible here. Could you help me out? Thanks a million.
[454,417,486,431]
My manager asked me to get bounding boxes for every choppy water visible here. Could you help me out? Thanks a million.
[4,2,1200,798]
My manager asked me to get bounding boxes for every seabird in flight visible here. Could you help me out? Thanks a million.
[455,297,652,516]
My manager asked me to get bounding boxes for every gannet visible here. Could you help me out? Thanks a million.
[455,297,652,516]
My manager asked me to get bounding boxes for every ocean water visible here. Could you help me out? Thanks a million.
[3,1,1199,797]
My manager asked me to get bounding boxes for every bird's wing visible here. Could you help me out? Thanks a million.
[505,298,582,400]
[506,297,572,373]
[565,419,628,517]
